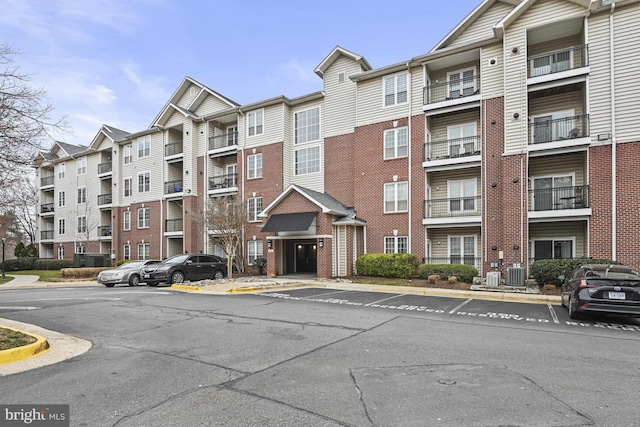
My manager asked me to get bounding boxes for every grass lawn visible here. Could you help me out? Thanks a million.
[1,270,65,283]
[0,327,37,350]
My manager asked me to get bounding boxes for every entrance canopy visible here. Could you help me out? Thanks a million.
[261,211,317,233]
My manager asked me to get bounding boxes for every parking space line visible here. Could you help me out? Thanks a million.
[449,298,472,314]
[548,304,560,324]
[301,290,349,299]
[365,294,406,307]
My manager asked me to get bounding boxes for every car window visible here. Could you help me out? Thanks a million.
[199,255,214,263]
[165,255,189,264]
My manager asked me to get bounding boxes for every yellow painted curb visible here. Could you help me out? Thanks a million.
[0,326,50,365]
[226,287,260,293]
[170,284,202,291]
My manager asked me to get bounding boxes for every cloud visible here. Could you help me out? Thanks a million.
[263,58,321,98]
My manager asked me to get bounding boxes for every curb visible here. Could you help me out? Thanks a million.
[170,284,202,292]
[0,326,50,365]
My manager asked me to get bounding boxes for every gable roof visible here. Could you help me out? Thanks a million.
[314,46,373,77]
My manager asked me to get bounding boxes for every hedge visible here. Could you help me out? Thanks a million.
[34,259,74,270]
[61,267,110,279]
[530,258,620,286]
[3,257,38,271]
[355,253,420,279]
[418,264,478,283]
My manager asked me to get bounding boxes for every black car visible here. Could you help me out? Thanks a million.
[143,254,227,286]
[560,264,640,319]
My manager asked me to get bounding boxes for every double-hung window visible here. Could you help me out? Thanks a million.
[384,127,408,159]
[123,211,131,231]
[248,197,263,222]
[77,157,87,175]
[247,241,263,265]
[57,245,64,260]
[124,177,132,197]
[77,216,87,233]
[58,191,66,207]
[384,73,407,106]
[138,135,150,158]
[295,107,320,144]
[247,110,263,137]
[448,179,477,213]
[123,244,131,260]
[385,236,408,254]
[384,182,408,213]
[77,187,87,204]
[58,218,66,235]
[138,172,150,193]
[247,153,262,179]
[124,145,132,164]
[138,207,150,229]
[295,146,320,175]
[138,243,150,260]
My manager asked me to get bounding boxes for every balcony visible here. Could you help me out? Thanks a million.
[529,114,589,145]
[423,75,480,106]
[208,173,238,191]
[528,44,588,78]
[40,176,54,187]
[40,230,54,240]
[97,193,112,205]
[98,162,112,175]
[424,135,480,168]
[528,185,590,212]
[40,203,54,214]
[165,141,183,157]
[165,180,183,194]
[165,218,183,233]
[209,131,238,151]
[98,226,112,237]
[423,257,482,271]
[425,196,481,218]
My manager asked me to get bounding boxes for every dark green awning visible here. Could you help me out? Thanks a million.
[261,212,317,233]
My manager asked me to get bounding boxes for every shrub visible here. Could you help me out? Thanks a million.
[418,264,478,283]
[33,259,73,270]
[448,276,458,284]
[61,267,110,279]
[3,257,38,271]
[530,258,620,286]
[355,253,420,279]
[428,274,440,284]
[252,257,267,275]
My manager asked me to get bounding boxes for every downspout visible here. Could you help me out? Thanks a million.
[610,3,617,260]
[159,130,164,257]
[238,108,246,269]
[406,62,412,254]
[203,120,209,252]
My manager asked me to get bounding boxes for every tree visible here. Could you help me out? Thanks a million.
[204,195,248,279]
[4,177,37,243]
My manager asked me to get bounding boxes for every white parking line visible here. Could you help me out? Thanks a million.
[0,306,40,310]
[302,290,349,299]
[449,298,472,314]
[547,304,560,324]
[365,294,407,307]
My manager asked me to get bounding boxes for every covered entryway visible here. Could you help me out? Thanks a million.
[293,240,317,273]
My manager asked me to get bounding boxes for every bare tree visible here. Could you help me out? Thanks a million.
[5,177,37,243]
[204,195,248,279]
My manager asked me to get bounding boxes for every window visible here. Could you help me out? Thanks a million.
[77,157,87,175]
[384,73,407,106]
[532,175,574,211]
[124,177,132,197]
[384,127,408,159]
[385,236,408,254]
[295,107,320,144]
[58,218,65,235]
[138,243,150,260]
[247,109,263,137]
[248,197,263,222]
[58,191,66,207]
[530,49,572,77]
[449,236,476,266]
[533,238,574,260]
[295,146,320,175]
[447,68,476,98]
[384,182,408,213]
[77,187,87,204]
[123,244,131,260]
[247,240,263,265]
[448,123,477,157]
[77,216,87,233]
[138,172,150,193]
[123,211,131,231]
[226,164,238,187]
[531,110,576,144]
[448,179,477,213]
[227,126,238,145]
[57,245,64,260]
[247,153,263,179]
[58,163,66,179]
[138,135,150,158]
[76,245,86,254]
[124,145,132,164]
[138,207,150,228]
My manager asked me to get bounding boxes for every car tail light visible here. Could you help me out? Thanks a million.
[578,278,595,289]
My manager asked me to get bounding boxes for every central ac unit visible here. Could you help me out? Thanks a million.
[506,267,526,286]
[486,272,500,288]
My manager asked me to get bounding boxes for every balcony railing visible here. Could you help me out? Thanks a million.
[209,131,239,151]
[528,44,589,78]
[528,185,590,211]
[423,257,482,270]
[209,173,238,190]
[424,196,481,218]
[41,203,54,213]
[98,226,112,237]
[98,162,112,174]
[40,230,54,240]
[529,114,589,144]
[164,180,183,194]
[40,176,54,186]
[165,141,183,157]
[424,135,480,161]
[97,193,112,205]
[165,218,183,232]
[423,75,480,105]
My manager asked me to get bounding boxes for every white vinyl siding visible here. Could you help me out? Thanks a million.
[323,56,361,138]
[446,1,515,48]
[587,12,612,144]
[480,44,504,98]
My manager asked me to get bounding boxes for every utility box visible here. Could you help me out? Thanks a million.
[486,272,500,287]
[506,267,526,286]
[73,253,110,268]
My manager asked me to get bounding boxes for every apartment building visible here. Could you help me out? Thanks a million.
[34,0,640,279]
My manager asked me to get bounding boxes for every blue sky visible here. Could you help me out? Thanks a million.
[0,0,481,147]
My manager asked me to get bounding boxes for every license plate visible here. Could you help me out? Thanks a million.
[144,274,150,279]
[609,292,626,300]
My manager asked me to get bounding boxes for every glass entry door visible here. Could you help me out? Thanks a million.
[295,243,317,273]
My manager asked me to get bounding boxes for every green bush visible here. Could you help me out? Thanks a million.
[3,257,38,271]
[355,253,420,279]
[530,258,620,286]
[418,264,478,283]
[33,259,74,270]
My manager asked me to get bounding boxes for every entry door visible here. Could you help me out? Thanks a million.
[295,243,317,273]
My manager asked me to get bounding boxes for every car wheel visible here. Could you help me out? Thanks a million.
[171,271,185,284]
[213,270,224,280]
[104,283,115,288]
[128,274,140,287]
[568,295,582,320]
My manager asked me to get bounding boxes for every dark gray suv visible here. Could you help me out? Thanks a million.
[143,254,227,286]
